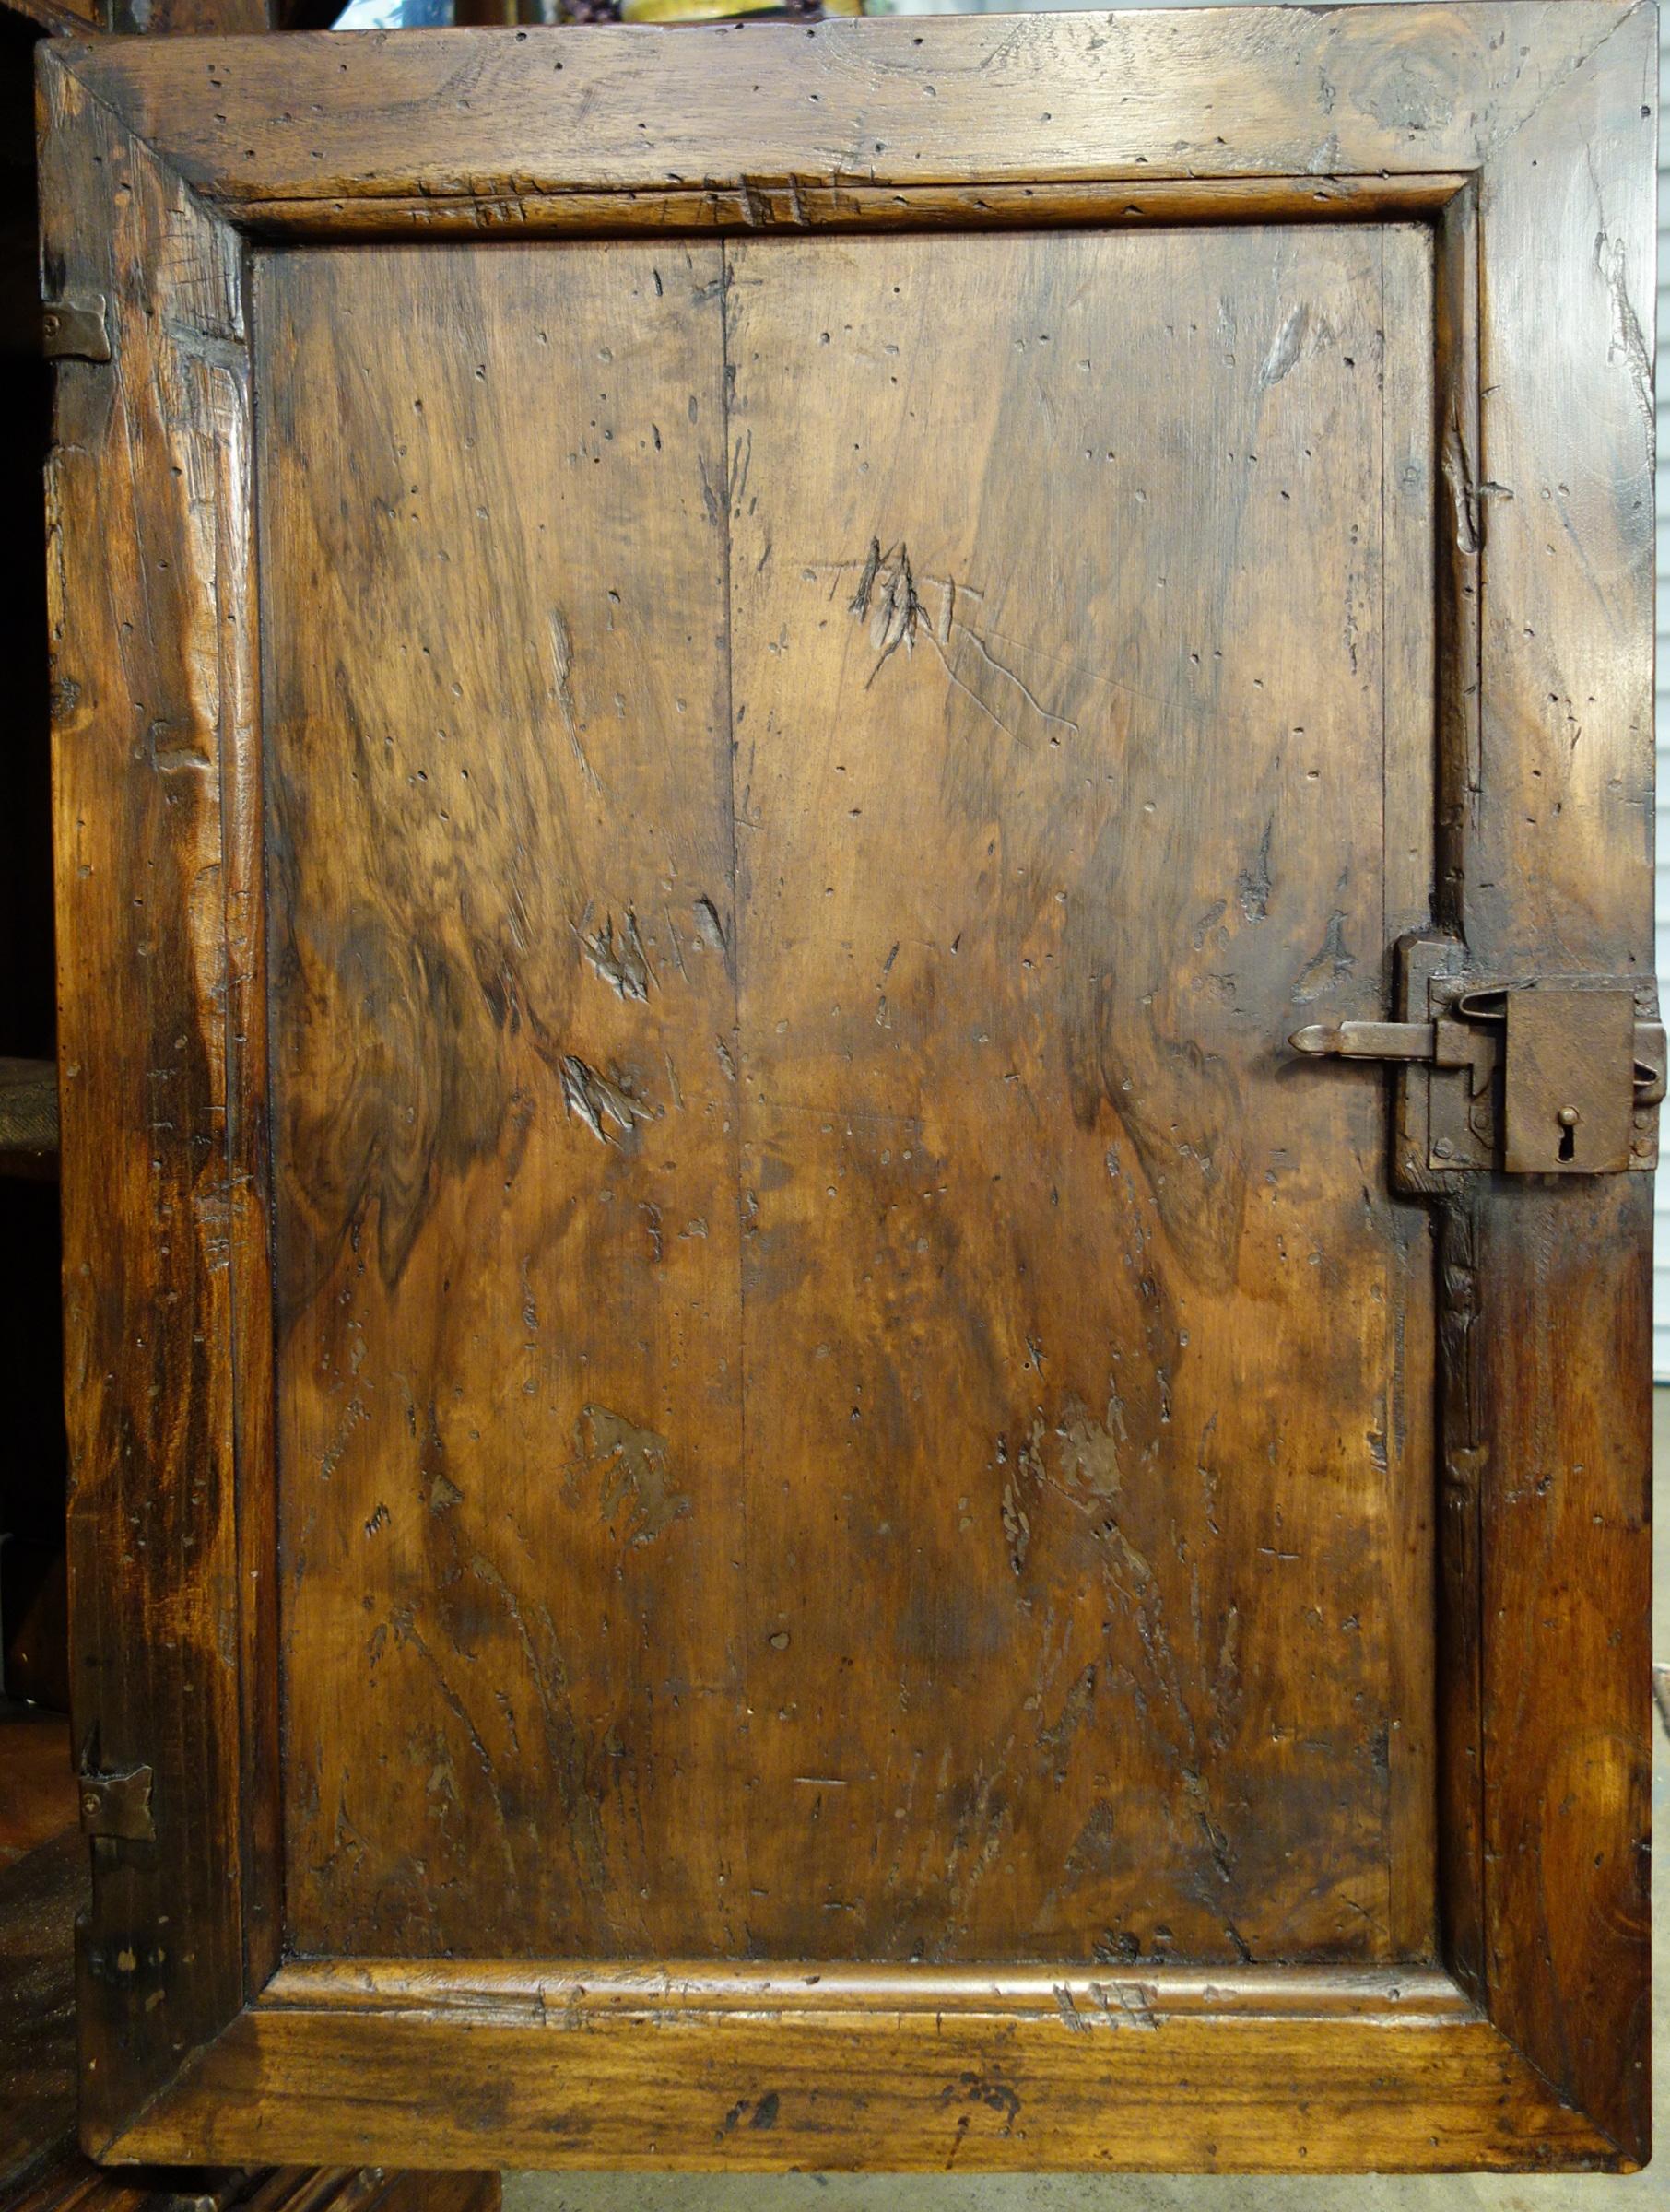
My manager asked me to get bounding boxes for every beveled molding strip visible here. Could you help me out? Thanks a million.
[263,1958,1475,2026]
[223,171,1473,239]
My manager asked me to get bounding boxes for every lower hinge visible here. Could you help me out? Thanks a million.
[77,1747,156,1841]
[1291,936,1664,1188]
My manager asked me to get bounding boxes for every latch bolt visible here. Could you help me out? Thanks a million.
[1290,946,1663,1181]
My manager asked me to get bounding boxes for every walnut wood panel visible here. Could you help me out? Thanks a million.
[724,222,1436,1964]
[257,241,744,1960]
[36,0,1655,2176]
[260,220,1439,1970]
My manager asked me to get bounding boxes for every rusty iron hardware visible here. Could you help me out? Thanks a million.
[1290,938,1664,1184]
[41,293,111,363]
[76,1752,155,1841]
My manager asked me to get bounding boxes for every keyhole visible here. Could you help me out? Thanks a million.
[1557,1105,1580,1163]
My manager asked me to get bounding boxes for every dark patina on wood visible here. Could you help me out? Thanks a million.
[40,2,1654,2175]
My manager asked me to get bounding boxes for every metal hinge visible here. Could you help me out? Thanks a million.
[41,293,111,364]
[1291,936,1664,1186]
[76,1740,155,1841]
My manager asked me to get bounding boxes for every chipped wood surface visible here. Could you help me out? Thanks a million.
[37,0,1654,2176]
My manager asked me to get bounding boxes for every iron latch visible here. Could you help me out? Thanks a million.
[1290,939,1664,1184]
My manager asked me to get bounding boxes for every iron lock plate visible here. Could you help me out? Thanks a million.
[1501,983,1636,1173]
[1291,937,1664,1190]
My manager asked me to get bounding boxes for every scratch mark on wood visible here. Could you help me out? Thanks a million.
[698,452,723,530]
[1258,301,1312,389]
[693,895,730,965]
[1090,1978,1159,2031]
[547,608,600,792]
[954,624,1081,745]
[1236,818,1273,923]
[580,908,653,1002]
[850,537,924,680]
[1597,230,1655,441]
[1441,409,1480,558]
[559,1054,652,1145]
[1001,1477,1031,1576]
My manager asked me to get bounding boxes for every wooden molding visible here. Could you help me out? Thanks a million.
[101,1968,1624,2173]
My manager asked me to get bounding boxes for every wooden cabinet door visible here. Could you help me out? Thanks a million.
[41,2,1655,2175]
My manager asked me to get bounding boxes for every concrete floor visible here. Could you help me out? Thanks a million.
[505,1397,1670,2210]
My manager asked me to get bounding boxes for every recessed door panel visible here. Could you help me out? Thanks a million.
[263,223,1435,1969]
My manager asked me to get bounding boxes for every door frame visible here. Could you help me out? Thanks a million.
[41,1,1654,2171]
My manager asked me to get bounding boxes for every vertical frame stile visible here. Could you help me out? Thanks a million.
[1467,3,1656,2161]
[1433,1193,1486,1994]
[39,59,255,2149]
[1376,219,1441,1963]
[222,233,281,1996]
[1429,182,1488,2002]
[1432,179,1481,941]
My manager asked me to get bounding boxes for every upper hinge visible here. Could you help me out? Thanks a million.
[41,293,112,364]
[1291,936,1664,1189]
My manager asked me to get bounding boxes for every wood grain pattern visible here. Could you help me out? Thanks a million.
[724,223,1436,1964]
[1465,3,1656,2159]
[109,1972,1619,2174]
[258,241,745,1960]
[257,220,1440,1972]
[52,10,1628,234]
